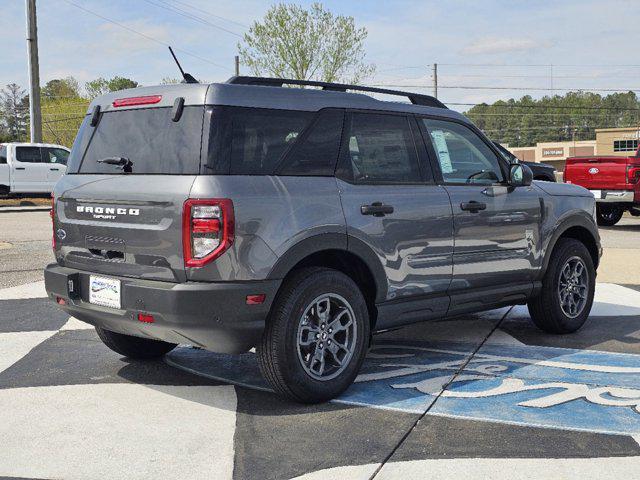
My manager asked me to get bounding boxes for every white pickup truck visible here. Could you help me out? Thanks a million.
[0,143,69,196]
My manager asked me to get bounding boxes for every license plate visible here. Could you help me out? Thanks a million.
[89,276,121,309]
[590,190,602,199]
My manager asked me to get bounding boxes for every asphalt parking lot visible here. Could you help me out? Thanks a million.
[2,210,640,479]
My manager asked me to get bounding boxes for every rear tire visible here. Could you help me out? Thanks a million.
[257,267,370,403]
[528,238,595,334]
[95,327,177,359]
[596,204,623,226]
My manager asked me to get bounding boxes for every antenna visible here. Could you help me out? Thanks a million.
[168,46,198,84]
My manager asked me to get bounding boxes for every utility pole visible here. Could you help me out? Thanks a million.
[432,63,438,99]
[25,0,42,143]
[234,56,240,76]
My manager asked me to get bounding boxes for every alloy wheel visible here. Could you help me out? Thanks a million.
[557,256,589,318]
[296,293,357,381]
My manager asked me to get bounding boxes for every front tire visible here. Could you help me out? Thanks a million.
[528,238,595,334]
[95,327,177,359]
[596,204,623,226]
[257,267,370,403]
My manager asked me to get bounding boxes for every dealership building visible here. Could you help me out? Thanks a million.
[505,126,640,175]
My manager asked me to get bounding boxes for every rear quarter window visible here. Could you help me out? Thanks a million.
[206,106,314,175]
[70,106,204,175]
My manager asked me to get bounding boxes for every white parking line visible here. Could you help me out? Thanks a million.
[0,384,237,480]
[0,330,57,374]
[0,280,47,300]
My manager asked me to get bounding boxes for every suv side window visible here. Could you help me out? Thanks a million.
[0,146,7,164]
[15,146,43,163]
[228,108,313,175]
[341,112,421,183]
[278,109,344,176]
[43,147,70,165]
[421,118,504,185]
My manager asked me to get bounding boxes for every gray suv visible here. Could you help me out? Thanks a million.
[45,77,601,403]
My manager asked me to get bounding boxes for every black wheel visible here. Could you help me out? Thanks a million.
[257,267,370,403]
[528,238,595,334]
[596,204,623,226]
[95,327,177,359]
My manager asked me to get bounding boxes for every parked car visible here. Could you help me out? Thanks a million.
[0,142,69,196]
[492,141,557,182]
[564,148,640,226]
[45,77,601,403]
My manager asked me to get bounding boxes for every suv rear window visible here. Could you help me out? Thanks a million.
[68,106,204,175]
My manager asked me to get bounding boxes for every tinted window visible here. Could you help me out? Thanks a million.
[342,113,421,183]
[0,146,6,164]
[279,109,343,176]
[43,147,69,165]
[226,108,312,175]
[421,118,504,185]
[15,147,43,163]
[73,106,203,175]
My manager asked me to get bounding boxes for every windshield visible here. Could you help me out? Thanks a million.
[67,106,204,175]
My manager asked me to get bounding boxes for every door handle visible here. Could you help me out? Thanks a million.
[50,168,60,171]
[15,167,25,170]
[460,201,487,212]
[361,202,394,217]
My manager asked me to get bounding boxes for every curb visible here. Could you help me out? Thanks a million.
[0,206,51,213]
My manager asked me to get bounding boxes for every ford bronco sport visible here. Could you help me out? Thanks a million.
[45,77,601,403]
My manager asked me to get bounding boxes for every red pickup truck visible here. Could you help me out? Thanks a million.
[564,148,640,226]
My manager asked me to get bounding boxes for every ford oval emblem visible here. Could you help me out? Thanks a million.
[56,229,67,240]
[588,167,599,174]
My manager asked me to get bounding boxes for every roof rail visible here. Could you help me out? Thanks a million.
[226,76,448,109]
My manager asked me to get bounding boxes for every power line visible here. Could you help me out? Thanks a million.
[140,0,243,37]
[444,102,640,111]
[169,0,249,29]
[59,0,230,71]
[371,84,640,92]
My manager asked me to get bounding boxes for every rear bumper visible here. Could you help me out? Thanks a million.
[593,190,636,203]
[44,264,281,354]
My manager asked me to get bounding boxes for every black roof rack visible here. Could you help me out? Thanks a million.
[226,76,447,109]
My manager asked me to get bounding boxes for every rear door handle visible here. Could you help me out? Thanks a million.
[15,167,25,170]
[50,168,60,171]
[460,201,487,212]
[361,202,394,217]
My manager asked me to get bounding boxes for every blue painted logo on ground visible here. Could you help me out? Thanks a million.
[166,340,640,435]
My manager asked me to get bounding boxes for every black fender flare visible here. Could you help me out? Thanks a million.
[266,233,388,303]
[538,212,601,280]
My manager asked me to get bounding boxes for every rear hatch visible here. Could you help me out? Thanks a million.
[54,85,209,282]
[564,156,636,190]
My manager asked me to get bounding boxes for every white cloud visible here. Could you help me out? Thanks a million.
[461,37,552,55]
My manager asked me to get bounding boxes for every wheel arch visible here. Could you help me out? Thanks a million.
[539,214,601,279]
[266,234,388,325]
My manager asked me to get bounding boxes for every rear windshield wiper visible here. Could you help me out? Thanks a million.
[96,156,133,173]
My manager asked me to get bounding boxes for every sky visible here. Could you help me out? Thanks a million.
[1,0,639,111]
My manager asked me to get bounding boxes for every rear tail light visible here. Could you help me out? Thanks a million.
[183,199,234,268]
[137,313,155,323]
[627,165,640,184]
[50,194,56,250]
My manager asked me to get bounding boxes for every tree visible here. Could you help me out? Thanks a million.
[466,91,640,147]
[0,83,29,142]
[85,76,139,99]
[41,77,81,100]
[40,96,89,147]
[237,3,375,83]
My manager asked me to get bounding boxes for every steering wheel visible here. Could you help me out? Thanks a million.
[466,170,498,184]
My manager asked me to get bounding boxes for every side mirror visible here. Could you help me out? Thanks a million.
[509,163,533,187]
